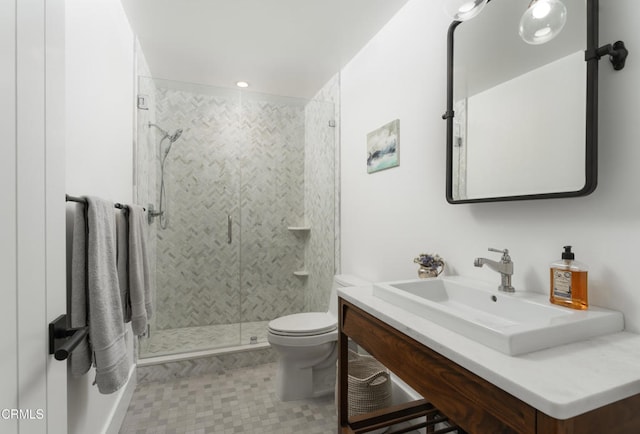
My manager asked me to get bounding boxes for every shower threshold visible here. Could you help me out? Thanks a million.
[139,320,270,359]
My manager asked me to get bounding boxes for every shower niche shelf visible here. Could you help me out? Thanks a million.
[287,226,311,232]
[289,225,310,277]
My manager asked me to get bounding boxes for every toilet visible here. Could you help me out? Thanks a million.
[267,274,370,401]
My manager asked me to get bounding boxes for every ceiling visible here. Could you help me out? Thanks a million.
[120,0,409,99]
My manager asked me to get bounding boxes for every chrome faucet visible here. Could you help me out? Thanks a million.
[474,248,515,293]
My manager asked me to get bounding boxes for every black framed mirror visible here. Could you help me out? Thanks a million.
[444,0,624,204]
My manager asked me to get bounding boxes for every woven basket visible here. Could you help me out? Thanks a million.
[347,350,392,417]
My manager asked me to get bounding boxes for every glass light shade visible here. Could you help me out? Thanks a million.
[519,0,567,45]
[444,0,488,21]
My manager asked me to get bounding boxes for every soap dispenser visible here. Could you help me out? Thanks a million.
[549,246,588,310]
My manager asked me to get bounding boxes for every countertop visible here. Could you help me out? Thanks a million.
[338,284,640,420]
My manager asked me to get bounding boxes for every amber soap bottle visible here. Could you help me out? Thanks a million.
[550,246,588,310]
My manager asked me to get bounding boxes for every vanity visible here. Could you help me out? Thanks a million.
[337,282,640,434]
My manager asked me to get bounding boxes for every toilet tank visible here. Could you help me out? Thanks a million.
[328,274,370,319]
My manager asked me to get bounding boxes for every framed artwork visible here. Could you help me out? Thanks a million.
[367,119,399,173]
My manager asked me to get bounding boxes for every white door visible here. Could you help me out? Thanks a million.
[1,0,67,433]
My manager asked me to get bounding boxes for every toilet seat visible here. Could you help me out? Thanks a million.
[268,312,336,337]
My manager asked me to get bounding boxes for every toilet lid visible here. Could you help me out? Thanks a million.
[268,312,336,336]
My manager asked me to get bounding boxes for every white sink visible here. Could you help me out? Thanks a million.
[372,276,624,356]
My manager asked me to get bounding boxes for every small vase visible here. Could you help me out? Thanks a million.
[417,263,444,279]
[418,267,437,278]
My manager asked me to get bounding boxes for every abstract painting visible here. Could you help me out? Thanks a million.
[367,119,399,173]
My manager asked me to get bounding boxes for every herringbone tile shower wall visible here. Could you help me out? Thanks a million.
[151,86,307,329]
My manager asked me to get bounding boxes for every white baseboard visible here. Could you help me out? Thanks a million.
[105,365,137,434]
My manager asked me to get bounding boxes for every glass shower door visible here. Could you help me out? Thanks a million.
[136,77,243,357]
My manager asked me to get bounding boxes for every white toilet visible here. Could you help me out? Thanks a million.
[267,274,370,401]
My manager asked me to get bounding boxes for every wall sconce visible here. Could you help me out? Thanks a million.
[444,0,568,45]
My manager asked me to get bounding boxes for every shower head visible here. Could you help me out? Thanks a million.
[162,128,183,161]
[169,129,183,143]
[149,122,183,143]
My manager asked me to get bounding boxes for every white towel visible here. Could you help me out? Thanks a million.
[67,203,92,377]
[86,196,129,394]
[128,204,152,336]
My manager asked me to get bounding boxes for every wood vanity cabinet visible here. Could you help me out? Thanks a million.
[337,298,640,434]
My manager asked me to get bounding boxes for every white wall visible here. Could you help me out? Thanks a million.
[66,0,134,203]
[65,0,137,433]
[340,0,640,332]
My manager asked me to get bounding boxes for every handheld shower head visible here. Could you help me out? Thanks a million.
[151,123,183,230]
[149,122,183,143]
[162,128,183,161]
[169,129,183,143]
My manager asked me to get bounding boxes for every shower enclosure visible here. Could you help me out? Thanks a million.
[134,77,337,358]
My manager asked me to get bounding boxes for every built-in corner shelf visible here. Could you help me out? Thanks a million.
[287,226,311,232]
[293,270,309,277]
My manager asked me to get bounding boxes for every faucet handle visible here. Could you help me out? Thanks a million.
[488,248,511,261]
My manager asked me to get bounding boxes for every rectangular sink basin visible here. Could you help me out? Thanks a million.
[372,276,624,356]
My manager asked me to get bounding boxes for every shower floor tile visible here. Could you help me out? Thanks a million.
[119,362,337,434]
[140,321,270,358]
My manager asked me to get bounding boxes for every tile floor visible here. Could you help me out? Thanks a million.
[119,362,337,434]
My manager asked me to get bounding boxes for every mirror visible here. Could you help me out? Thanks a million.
[445,0,598,203]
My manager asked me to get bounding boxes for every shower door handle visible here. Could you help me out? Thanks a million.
[227,214,232,244]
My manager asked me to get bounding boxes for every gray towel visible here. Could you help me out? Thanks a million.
[128,204,152,336]
[86,196,129,394]
[115,210,131,322]
[67,203,92,377]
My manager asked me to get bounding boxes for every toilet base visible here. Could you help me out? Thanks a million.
[272,341,338,401]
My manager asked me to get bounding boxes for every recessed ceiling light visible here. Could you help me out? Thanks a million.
[236,81,249,88]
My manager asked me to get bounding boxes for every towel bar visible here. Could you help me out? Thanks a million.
[48,314,89,361]
[65,194,145,212]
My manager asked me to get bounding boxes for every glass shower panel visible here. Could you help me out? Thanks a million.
[303,99,337,313]
[137,77,243,357]
[237,93,336,341]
